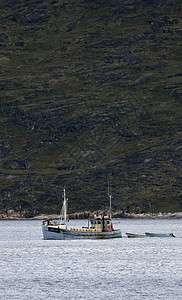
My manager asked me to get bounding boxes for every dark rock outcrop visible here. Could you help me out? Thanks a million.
[10,160,31,170]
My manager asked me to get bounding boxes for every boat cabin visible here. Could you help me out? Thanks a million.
[90,215,113,232]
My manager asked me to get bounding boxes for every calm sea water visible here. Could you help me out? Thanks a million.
[0,218,181,300]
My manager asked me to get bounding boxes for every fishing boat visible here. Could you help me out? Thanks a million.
[145,232,175,237]
[42,188,122,240]
[126,233,148,238]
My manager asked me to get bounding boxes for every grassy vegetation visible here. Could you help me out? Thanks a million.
[0,0,181,216]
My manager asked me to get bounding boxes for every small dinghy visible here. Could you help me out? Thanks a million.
[145,232,175,237]
[126,233,148,238]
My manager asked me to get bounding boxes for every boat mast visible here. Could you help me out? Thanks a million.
[108,181,112,219]
[63,188,67,225]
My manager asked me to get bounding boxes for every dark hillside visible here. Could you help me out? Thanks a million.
[0,0,181,218]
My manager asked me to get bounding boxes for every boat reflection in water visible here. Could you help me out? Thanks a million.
[42,188,122,240]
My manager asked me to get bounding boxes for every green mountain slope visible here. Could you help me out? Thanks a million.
[0,0,181,217]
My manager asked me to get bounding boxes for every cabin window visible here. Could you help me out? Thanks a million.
[107,221,110,224]
[96,221,101,224]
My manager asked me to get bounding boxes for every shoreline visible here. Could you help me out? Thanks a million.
[1,211,182,220]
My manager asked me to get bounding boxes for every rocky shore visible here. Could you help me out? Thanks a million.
[1,211,182,220]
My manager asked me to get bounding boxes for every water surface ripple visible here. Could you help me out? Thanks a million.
[0,219,181,299]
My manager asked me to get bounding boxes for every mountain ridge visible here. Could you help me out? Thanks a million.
[0,0,181,218]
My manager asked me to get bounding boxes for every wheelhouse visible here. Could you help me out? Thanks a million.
[90,215,113,232]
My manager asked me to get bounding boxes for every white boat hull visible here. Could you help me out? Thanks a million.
[42,225,122,240]
[126,233,148,238]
